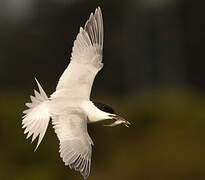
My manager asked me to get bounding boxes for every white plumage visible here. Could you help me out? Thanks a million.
[22,7,106,179]
[22,7,130,179]
[23,78,50,151]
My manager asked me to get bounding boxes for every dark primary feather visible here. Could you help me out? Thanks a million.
[93,102,116,114]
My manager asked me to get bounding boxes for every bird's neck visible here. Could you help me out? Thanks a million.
[81,101,112,123]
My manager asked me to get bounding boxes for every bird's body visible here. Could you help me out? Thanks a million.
[22,7,130,179]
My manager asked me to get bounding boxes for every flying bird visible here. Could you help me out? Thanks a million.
[22,7,130,179]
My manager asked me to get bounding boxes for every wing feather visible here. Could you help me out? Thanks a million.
[53,7,103,99]
[52,109,93,179]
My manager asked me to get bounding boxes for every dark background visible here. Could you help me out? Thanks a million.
[1,0,205,179]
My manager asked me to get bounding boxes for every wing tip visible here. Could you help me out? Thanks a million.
[83,7,103,47]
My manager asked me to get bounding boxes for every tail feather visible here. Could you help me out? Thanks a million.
[22,79,50,151]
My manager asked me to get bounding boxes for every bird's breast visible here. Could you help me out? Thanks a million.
[49,97,84,115]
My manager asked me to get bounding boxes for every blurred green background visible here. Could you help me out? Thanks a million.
[1,0,205,179]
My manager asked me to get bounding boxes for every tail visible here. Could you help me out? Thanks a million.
[22,78,50,151]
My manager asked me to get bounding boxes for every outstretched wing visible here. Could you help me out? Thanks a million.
[51,7,103,100]
[52,109,93,179]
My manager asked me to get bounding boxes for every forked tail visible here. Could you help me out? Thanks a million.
[22,78,50,151]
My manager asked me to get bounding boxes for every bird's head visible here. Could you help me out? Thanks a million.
[93,102,131,128]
